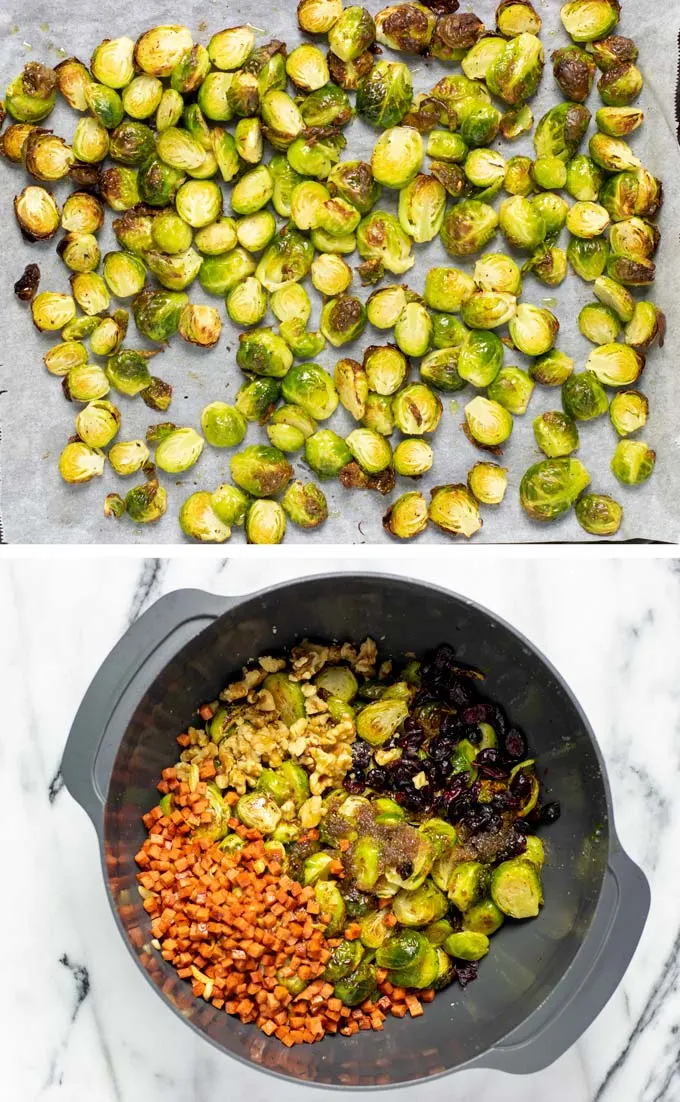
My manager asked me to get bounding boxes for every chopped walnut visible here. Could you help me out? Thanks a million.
[289,642,330,681]
[220,666,267,701]
[354,638,378,677]
[375,747,402,766]
[259,655,286,673]
[379,660,393,681]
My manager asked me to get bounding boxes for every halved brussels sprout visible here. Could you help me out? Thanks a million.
[503,156,533,197]
[207,25,255,72]
[420,348,465,393]
[54,57,91,111]
[256,227,314,291]
[305,429,352,478]
[59,440,105,484]
[534,411,579,458]
[174,180,222,229]
[461,291,517,330]
[601,168,663,222]
[290,180,330,232]
[463,899,505,936]
[321,295,367,348]
[486,32,545,107]
[596,106,644,137]
[75,400,121,448]
[155,426,204,473]
[589,133,640,174]
[236,212,277,253]
[533,192,569,238]
[423,270,474,318]
[552,44,597,101]
[468,462,508,505]
[121,74,163,120]
[431,314,470,352]
[393,439,433,477]
[14,186,61,242]
[398,174,446,244]
[585,343,644,387]
[31,291,76,332]
[132,288,188,342]
[125,479,167,523]
[300,83,352,129]
[64,362,110,402]
[112,207,154,257]
[392,382,442,436]
[534,101,591,162]
[487,365,535,415]
[193,218,236,258]
[375,3,437,53]
[356,699,408,746]
[156,88,185,130]
[229,165,273,217]
[267,424,305,453]
[532,156,567,191]
[364,345,408,396]
[311,253,353,298]
[394,302,433,358]
[458,330,503,389]
[509,303,559,356]
[575,493,623,536]
[235,377,281,424]
[328,6,376,63]
[108,439,150,476]
[609,389,648,436]
[366,284,408,329]
[237,328,293,378]
[179,492,232,543]
[441,201,499,257]
[371,126,423,190]
[461,37,507,82]
[246,500,287,544]
[6,62,57,123]
[230,444,293,497]
[606,254,655,287]
[530,349,575,387]
[491,858,543,918]
[272,405,318,441]
[566,155,604,203]
[234,117,264,166]
[499,195,546,251]
[199,248,256,296]
[568,237,609,282]
[381,491,423,537]
[609,218,659,263]
[145,248,202,291]
[599,62,643,107]
[227,277,268,328]
[579,303,621,345]
[562,371,609,421]
[261,90,305,149]
[23,131,74,182]
[346,428,392,474]
[560,1,620,43]
[282,481,329,529]
[298,0,343,33]
[523,245,568,287]
[624,302,666,352]
[593,275,635,323]
[102,252,147,299]
[200,403,247,449]
[520,457,591,521]
[465,396,514,447]
[357,60,413,129]
[611,439,655,485]
[85,82,125,130]
[210,484,250,527]
[499,104,534,140]
[429,484,483,539]
[45,341,88,379]
[474,254,522,297]
[134,25,193,78]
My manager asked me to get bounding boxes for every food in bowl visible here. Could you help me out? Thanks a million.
[136,638,560,1046]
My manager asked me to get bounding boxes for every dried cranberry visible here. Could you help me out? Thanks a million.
[504,729,527,760]
[455,961,479,987]
[514,819,531,834]
[541,801,561,824]
[446,681,477,708]
[510,771,531,800]
[343,772,366,794]
[399,734,424,756]
[429,737,456,762]
[366,768,389,791]
[462,703,494,725]
[402,716,424,737]
[475,749,511,781]
[440,712,461,738]
[497,832,528,861]
[352,740,372,770]
[466,726,482,745]
[491,789,519,811]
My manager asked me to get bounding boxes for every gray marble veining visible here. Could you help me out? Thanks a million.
[1,556,679,1101]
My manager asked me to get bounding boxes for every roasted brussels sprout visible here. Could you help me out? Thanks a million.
[431,14,486,63]
[282,363,339,421]
[568,236,609,282]
[59,440,105,484]
[593,275,635,322]
[562,371,609,420]
[624,302,665,352]
[145,247,202,292]
[112,207,155,256]
[560,1,620,42]
[575,493,623,536]
[486,33,545,106]
[327,161,381,216]
[256,227,314,291]
[394,302,433,358]
[464,396,514,449]
[503,156,533,197]
[492,858,543,918]
[244,499,286,544]
[6,62,57,123]
[200,402,247,449]
[532,156,567,191]
[523,245,568,287]
[596,105,644,137]
[199,247,256,296]
[75,399,121,448]
[357,61,413,129]
[473,254,522,298]
[611,439,655,485]
[23,131,74,182]
[586,343,644,387]
[54,57,92,111]
[154,426,204,474]
[227,277,268,328]
[461,291,517,331]
[280,481,327,530]
[499,104,534,141]
[121,74,163,120]
[361,394,395,438]
[455,331,501,390]
[565,155,604,204]
[267,423,305,453]
[393,438,434,477]
[156,87,185,130]
[520,457,591,521]
[499,195,547,252]
[487,365,535,415]
[371,126,423,191]
[304,429,352,478]
[534,102,591,162]
[398,174,447,244]
[552,45,596,102]
[45,342,89,379]
[102,251,147,299]
[599,62,643,106]
[311,253,353,298]
[134,25,193,78]
[356,699,408,746]
[533,411,579,458]
[331,359,366,421]
[606,254,655,287]
[31,290,76,332]
[530,349,575,386]
[209,484,250,528]
[609,389,648,436]
[468,462,508,505]
[132,288,187,342]
[362,345,407,397]
[320,295,367,348]
[14,186,61,242]
[346,428,392,474]
[441,201,499,258]
[235,377,281,424]
[328,7,376,63]
[124,479,167,523]
[228,444,293,498]
[236,328,293,379]
[108,439,150,476]
[179,492,232,543]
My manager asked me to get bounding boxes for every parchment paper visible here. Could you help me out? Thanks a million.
[0,0,678,544]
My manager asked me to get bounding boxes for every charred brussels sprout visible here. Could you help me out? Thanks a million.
[509,303,559,356]
[441,201,499,258]
[125,479,167,523]
[371,126,423,190]
[179,492,232,543]
[575,493,623,536]
[113,208,154,256]
[593,275,635,322]
[14,186,61,242]
[375,4,437,53]
[398,175,447,244]
[229,444,293,498]
[560,1,620,42]
[362,393,395,437]
[599,62,643,107]
[458,330,504,388]
[282,481,328,529]
[357,61,413,128]
[606,255,655,287]
[534,102,591,162]
[500,196,546,252]
[497,0,542,36]
[6,63,57,123]
[59,440,105,483]
[530,349,575,386]
[328,161,381,215]
[23,132,74,182]
[392,383,442,436]
[201,403,247,448]
[393,439,434,477]
[586,343,644,387]
[236,329,293,379]
[383,493,427,539]
[427,483,482,536]
[357,211,414,275]
[75,400,121,448]
[54,57,92,111]
[609,389,648,436]
[533,411,579,458]
[562,372,609,421]
[520,457,591,521]
[133,288,188,342]
[321,295,367,348]
[155,426,204,473]
[609,218,659,262]
[235,377,281,424]
[468,462,508,505]
[611,439,656,485]
[300,83,352,129]
[625,303,665,352]
[487,366,535,415]
[552,46,596,101]
[500,104,534,140]
[596,106,644,137]
[589,133,640,174]
[487,33,545,106]
[523,245,568,287]
[256,228,314,291]
[245,500,287,544]
[431,14,486,63]
[464,396,514,447]
[328,7,376,63]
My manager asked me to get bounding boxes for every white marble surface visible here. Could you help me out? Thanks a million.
[1,554,680,1102]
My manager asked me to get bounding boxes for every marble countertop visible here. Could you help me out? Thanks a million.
[2,555,679,1102]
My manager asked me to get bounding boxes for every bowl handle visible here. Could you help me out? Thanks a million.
[61,588,234,831]
[473,843,649,1075]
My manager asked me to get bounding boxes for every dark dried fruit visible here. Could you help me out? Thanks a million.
[352,740,373,770]
[455,961,479,987]
[14,263,41,302]
[504,729,527,760]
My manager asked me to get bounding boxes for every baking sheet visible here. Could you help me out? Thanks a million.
[0,0,678,545]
